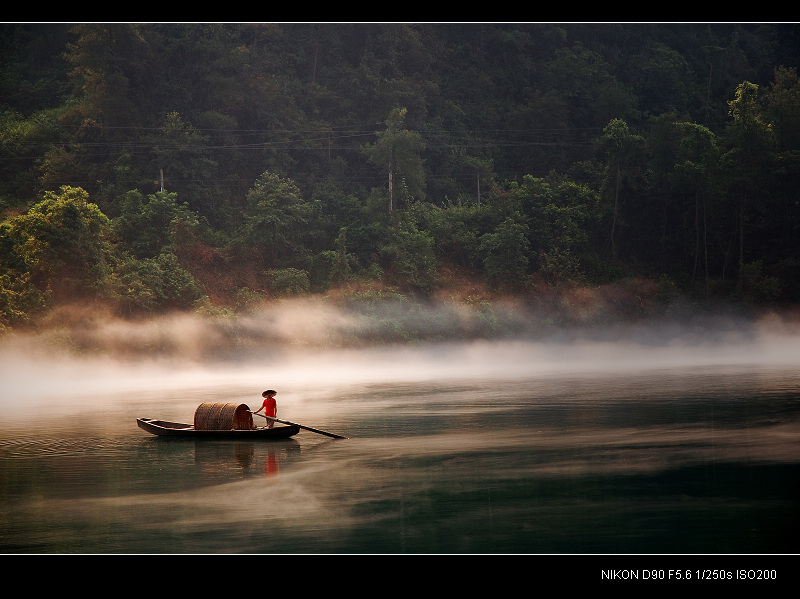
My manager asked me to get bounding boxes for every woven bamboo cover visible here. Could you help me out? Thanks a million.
[194,402,254,430]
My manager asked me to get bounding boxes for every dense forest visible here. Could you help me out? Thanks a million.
[2,23,800,339]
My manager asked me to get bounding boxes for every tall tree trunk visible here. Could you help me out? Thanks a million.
[703,197,709,297]
[737,188,747,291]
[692,188,700,286]
[389,158,393,212]
[610,162,620,259]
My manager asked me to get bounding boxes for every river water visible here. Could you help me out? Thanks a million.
[1,312,799,555]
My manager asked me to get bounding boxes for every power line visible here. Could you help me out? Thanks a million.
[1,129,599,155]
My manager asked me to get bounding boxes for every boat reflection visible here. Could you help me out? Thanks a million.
[192,439,301,479]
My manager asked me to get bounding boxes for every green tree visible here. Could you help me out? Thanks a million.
[761,67,800,297]
[52,24,154,204]
[669,122,720,293]
[764,67,800,153]
[238,171,312,266]
[514,174,595,285]
[479,216,530,292]
[307,228,357,292]
[596,118,646,260]
[114,190,198,259]
[149,111,219,220]
[363,107,426,214]
[721,81,776,290]
[268,267,310,296]
[101,251,201,315]
[381,221,438,294]
[2,185,112,300]
[423,202,496,270]
[0,271,47,329]
[329,227,355,284]
[62,23,151,127]
[626,43,691,117]
[0,107,70,206]
[544,42,638,130]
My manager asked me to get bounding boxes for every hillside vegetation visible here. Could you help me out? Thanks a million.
[2,23,800,340]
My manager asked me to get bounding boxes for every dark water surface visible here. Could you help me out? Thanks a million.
[1,337,799,555]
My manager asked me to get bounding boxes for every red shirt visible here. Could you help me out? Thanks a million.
[261,396,277,417]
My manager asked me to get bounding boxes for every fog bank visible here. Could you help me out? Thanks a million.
[2,298,800,407]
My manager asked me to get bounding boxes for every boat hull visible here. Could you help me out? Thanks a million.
[137,418,300,439]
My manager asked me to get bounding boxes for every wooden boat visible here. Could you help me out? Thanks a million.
[137,402,299,439]
[137,417,300,439]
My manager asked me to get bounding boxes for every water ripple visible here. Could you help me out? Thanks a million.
[0,436,128,459]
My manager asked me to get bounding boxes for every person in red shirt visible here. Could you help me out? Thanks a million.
[254,390,277,428]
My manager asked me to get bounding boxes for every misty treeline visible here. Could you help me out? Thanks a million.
[2,23,800,332]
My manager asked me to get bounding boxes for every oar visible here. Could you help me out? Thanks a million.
[249,411,347,439]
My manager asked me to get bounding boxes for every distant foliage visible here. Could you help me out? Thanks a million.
[0,186,112,311]
[268,268,310,296]
[2,24,800,328]
[100,252,202,315]
[480,217,531,293]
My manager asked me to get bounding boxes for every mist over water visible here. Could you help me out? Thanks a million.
[2,300,800,412]
[1,299,799,553]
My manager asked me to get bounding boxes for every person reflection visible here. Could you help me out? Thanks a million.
[265,449,279,477]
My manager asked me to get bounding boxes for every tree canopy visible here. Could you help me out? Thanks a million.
[3,23,800,330]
